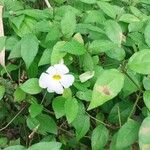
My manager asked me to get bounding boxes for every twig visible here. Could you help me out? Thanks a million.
[0,105,26,131]
[128,92,142,119]
[0,5,5,67]
[44,0,52,8]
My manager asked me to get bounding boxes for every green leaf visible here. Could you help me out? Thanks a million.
[80,0,96,4]
[72,113,90,140]
[105,20,122,45]
[119,14,140,23]
[144,21,150,47]
[4,145,26,150]
[116,119,140,149]
[52,96,66,119]
[108,101,133,124]
[89,40,118,54]
[14,87,26,102]
[91,124,109,150]
[51,41,66,65]
[38,49,51,66]
[61,39,86,55]
[0,137,8,148]
[144,91,150,111]
[88,69,124,110]
[29,103,43,118]
[0,36,6,52]
[128,49,150,74]
[21,34,39,68]
[20,78,42,95]
[61,11,76,38]
[143,76,150,90]
[139,117,150,150]
[27,142,61,150]
[36,114,57,134]
[65,98,78,123]
[97,1,121,19]
[0,85,5,100]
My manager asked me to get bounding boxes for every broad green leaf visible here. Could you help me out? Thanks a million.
[80,0,96,4]
[65,98,78,123]
[0,36,6,52]
[97,1,122,19]
[144,21,150,47]
[89,40,118,54]
[38,49,51,66]
[0,137,7,147]
[14,87,26,102]
[27,142,61,150]
[52,96,66,119]
[61,39,86,55]
[143,76,150,90]
[139,117,150,150]
[91,124,109,150]
[4,145,26,150]
[88,69,124,110]
[119,14,140,23]
[21,34,39,68]
[51,41,66,65]
[61,11,76,38]
[144,91,150,111]
[108,101,133,124]
[116,119,140,149]
[72,113,90,140]
[29,103,43,118]
[83,10,106,24]
[76,90,92,101]
[36,114,57,135]
[128,49,150,74]
[105,20,122,45]
[0,85,5,100]
[20,78,42,95]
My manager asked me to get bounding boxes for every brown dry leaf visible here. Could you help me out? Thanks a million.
[0,5,5,67]
[96,85,112,96]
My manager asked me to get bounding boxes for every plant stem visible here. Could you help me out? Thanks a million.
[128,92,142,119]
[0,105,26,131]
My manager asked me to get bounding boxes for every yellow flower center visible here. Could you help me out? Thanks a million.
[53,74,61,80]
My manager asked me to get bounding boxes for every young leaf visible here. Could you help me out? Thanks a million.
[119,14,140,23]
[72,113,90,140]
[61,11,76,38]
[91,124,109,150]
[139,117,150,150]
[20,78,42,95]
[61,39,86,55]
[0,85,5,100]
[116,119,140,148]
[144,21,150,47]
[143,91,150,111]
[21,34,39,68]
[88,69,124,110]
[65,98,78,123]
[29,103,43,118]
[52,96,66,119]
[27,142,62,150]
[4,145,26,150]
[105,20,122,45]
[14,87,26,102]
[128,49,150,74]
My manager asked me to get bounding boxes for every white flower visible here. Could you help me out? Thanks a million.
[39,64,75,94]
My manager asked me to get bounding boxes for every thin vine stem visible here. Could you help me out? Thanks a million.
[0,105,26,131]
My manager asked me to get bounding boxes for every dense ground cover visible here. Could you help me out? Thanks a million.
[1,0,150,149]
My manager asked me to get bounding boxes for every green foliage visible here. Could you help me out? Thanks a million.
[1,0,150,149]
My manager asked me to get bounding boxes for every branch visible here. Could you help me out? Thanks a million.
[0,5,5,67]
[44,0,52,8]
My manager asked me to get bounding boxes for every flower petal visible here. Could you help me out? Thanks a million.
[47,79,64,94]
[60,74,75,88]
[54,64,69,75]
[39,73,49,88]
[46,66,57,75]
